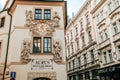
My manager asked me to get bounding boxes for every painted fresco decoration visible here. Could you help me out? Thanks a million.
[53,40,62,63]
[21,39,31,64]
[25,10,60,36]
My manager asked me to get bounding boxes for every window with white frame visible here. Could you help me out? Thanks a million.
[88,30,92,41]
[80,21,83,30]
[76,40,80,50]
[86,13,90,24]
[67,34,69,43]
[99,29,109,43]
[75,27,78,35]
[70,31,73,40]
[69,62,71,70]
[90,50,95,64]
[104,29,108,39]
[99,32,104,42]
[72,59,75,69]
[82,36,85,46]
[103,52,107,64]
[77,57,81,67]
[68,47,70,56]
[108,50,113,62]
[71,44,74,54]
[84,53,87,65]
[112,23,118,35]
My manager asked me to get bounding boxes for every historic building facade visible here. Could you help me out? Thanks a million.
[66,0,120,80]
[0,0,67,80]
[65,0,100,80]
[91,0,120,80]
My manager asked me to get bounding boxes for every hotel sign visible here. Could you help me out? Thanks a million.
[31,59,53,70]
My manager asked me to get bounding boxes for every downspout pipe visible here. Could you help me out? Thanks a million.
[2,8,12,80]
[2,0,15,79]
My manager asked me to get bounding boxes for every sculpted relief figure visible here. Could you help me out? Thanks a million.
[21,39,31,64]
[53,40,62,63]
[25,10,33,28]
[53,12,60,27]
[26,10,33,20]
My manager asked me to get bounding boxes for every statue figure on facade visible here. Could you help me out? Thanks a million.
[25,10,33,28]
[21,39,31,64]
[53,41,62,63]
[53,12,60,27]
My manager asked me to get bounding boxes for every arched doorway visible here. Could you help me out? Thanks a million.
[33,77,51,80]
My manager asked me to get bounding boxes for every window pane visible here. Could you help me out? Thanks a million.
[33,37,41,53]
[44,37,51,53]
[35,9,42,20]
[44,9,51,20]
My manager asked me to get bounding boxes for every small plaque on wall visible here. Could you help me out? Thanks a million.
[31,59,53,70]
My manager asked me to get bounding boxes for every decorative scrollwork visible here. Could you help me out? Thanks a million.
[24,10,60,36]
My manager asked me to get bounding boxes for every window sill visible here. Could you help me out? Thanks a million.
[97,18,105,27]
[113,31,120,36]
[31,53,53,55]
[99,38,110,44]
[34,19,51,20]
[103,61,114,66]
